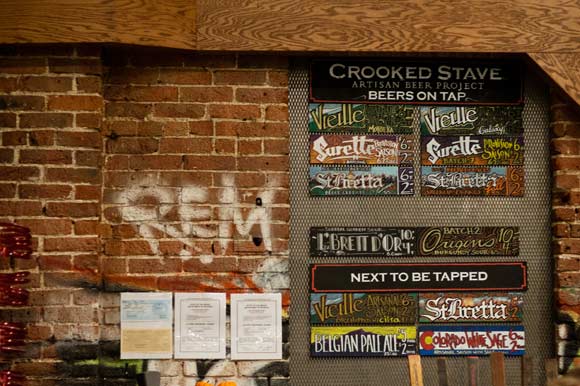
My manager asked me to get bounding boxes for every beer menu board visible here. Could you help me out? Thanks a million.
[307,58,528,359]
[308,58,525,197]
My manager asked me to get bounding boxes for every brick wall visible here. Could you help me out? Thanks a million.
[0,45,104,386]
[101,48,290,385]
[551,90,580,373]
[3,44,580,384]
[0,45,290,386]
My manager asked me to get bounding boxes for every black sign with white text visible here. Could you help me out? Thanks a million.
[310,227,417,257]
[310,59,522,105]
[310,262,527,293]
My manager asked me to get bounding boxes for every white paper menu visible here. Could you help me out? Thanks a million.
[174,292,226,359]
[231,293,282,360]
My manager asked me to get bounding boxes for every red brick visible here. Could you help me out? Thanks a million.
[0,148,13,163]
[106,67,159,85]
[45,202,99,217]
[236,87,288,103]
[20,112,73,128]
[554,223,570,237]
[183,54,236,68]
[184,155,235,170]
[104,120,163,137]
[44,237,99,252]
[103,274,158,291]
[556,239,580,254]
[45,167,101,184]
[104,171,157,187]
[209,104,260,120]
[105,155,129,170]
[265,105,288,121]
[105,240,154,256]
[157,171,212,186]
[126,48,186,67]
[2,130,26,145]
[234,173,266,188]
[214,121,287,137]
[154,103,205,118]
[128,155,182,170]
[189,121,213,136]
[180,86,233,102]
[183,257,237,272]
[38,255,72,272]
[552,139,579,155]
[76,76,101,93]
[556,256,580,272]
[20,149,72,164]
[554,157,580,170]
[0,57,46,74]
[552,105,580,122]
[29,130,55,146]
[102,257,127,274]
[12,362,57,376]
[74,220,99,235]
[159,137,212,153]
[106,137,158,154]
[0,95,45,110]
[44,306,98,323]
[73,289,100,305]
[104,85,178,102]
[567,122,580,137]
[214,138,235,154]
[29,289,71,306]
[555,174,579,190]
[73,254,99,273]
[76,150,102,167]
[55,131,101,148]
[48,95,102,111]
[162,121,189,136]
[16,218,73,235]
[268,70,288,87]
[158,68,212,84]
[27,325,53,341]
[214,70,267,85]
[18,76,73,92]
[570,224,580,237]
[239,139,262,155]
[238,156,288,171]
[0,183,16,198]
[238,55,288,69]
[264,139,289,155]
[558,271,580,288]
[43,271,99,287]
[0,201,42,215]
[48,58,101,75]
[0,77,17,92]
[75,185,100,200]
[19,184,72,199]
[128,258,182,273]
[105,102,152,119]
[76,112,102,128]
[0,112,17,127]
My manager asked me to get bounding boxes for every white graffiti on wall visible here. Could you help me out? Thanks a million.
[112,174,281,263]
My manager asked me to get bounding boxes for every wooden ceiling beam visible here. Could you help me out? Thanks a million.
[197,0,580,53]
[528,53,580,108]
[0,0,196,50]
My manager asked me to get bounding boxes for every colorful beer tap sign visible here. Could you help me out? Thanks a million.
[310,293,418,325]
[418,326,525,356]
[418,293,523,323]
[311,326,417,357]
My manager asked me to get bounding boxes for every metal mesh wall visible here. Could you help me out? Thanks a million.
[288,58,553,386]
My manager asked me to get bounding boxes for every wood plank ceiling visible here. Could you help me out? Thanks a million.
[0,0,579,105]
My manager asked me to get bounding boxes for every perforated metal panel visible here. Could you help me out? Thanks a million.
[289,58,553,386]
